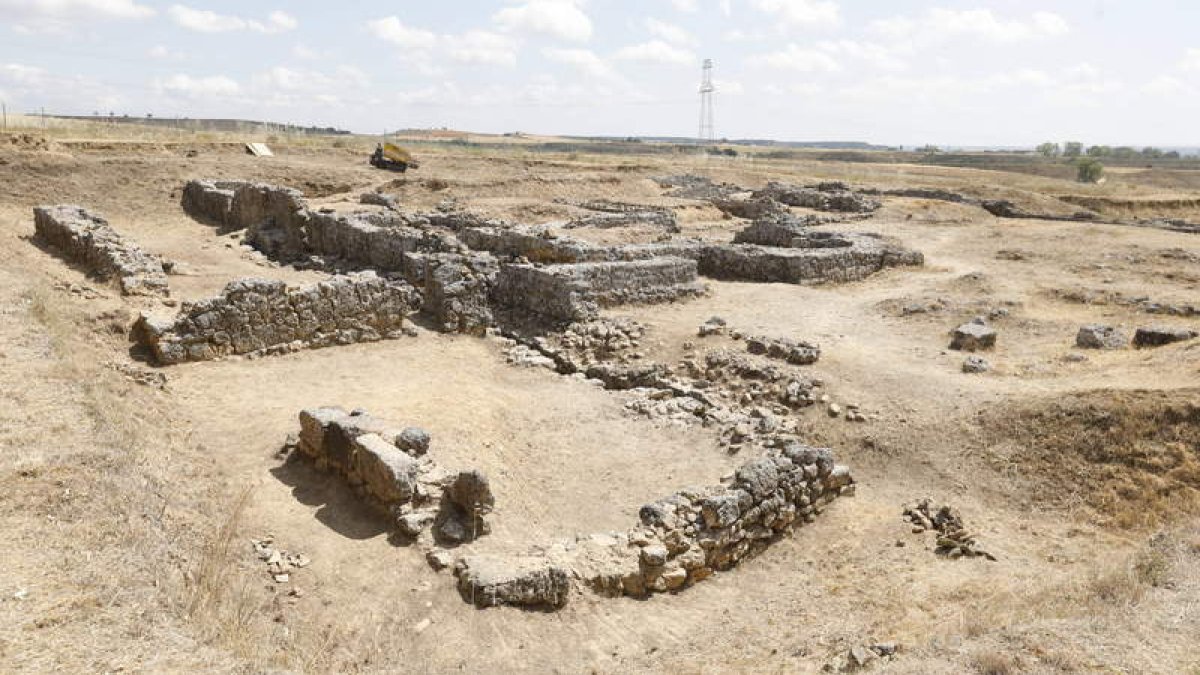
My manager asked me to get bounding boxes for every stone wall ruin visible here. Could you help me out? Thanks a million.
[134,272,418,365]
[33,205,170,296]
[296,407,494,544]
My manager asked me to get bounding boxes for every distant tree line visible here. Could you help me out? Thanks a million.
[1036,141,1181,160]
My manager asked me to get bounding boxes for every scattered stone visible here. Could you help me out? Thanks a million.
[745,335,821,365]
[427,549,454,571]
[962,355,990,373]
[1076,324,1127,350]
[1133,325,1198,348]
[698,316,727,337]
[902,498,995,561]
[949,318,996,352]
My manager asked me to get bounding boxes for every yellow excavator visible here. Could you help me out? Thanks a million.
[369,142,419,172]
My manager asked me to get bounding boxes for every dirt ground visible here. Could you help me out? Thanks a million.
[1,134,1198,673]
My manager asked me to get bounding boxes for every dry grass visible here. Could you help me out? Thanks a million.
[971,649,1019,674]
[985,389,1200,528]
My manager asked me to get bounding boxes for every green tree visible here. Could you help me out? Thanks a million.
[1036,142,1060,157]
[1077,158,1104,183]
[1063,141,1084,157]
[1086,145,1111,157]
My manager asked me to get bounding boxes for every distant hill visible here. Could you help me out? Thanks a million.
[45,114,351,136]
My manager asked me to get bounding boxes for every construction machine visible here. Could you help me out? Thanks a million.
[370,142,419,172]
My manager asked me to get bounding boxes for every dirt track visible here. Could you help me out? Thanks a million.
[1,138,1198,673]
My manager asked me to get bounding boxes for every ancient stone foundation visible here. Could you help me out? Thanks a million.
[452,443,854,609]
[181,179,249,227]
[699,236,923,285]
[297,408,493,544]
[33,205,170,296]
[134,272,418,365]
[492,258,705,323]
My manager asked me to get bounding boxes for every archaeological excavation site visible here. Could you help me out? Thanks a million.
[3,129,1200,674]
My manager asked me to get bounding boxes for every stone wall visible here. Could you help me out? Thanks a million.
[492,257,705,323]
[33,205,170,296]
[452,443,854,608]
[297,407,493,544]
[181,179,250,227]
[135,272,418,365]
[699,235,923,285]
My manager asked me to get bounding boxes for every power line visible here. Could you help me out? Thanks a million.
[698,58,714,145]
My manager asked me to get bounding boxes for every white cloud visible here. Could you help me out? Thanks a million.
[168,5,296,34]
[645,17,695,45]
[752,0,840,28]
[543,48,617,79]
[0,0,153,32]
[669,0,697,11]
[366,16,437,50]
[0,62,46,85]
[494,0,592,42]
[147,44,185,60]
[713,78,743,95]
[872,9,1069,43]
[449,30,519,67]
[1180,48,1200,72]
[1142,75,1194,97]
[157,73,240,98]
[719,0,732,17]
[817,40,906,71]
[614,39,696,66]
[750,44,840,72]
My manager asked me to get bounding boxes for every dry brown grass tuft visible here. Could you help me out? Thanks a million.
[971,649,1020,675]
[985,389,1200,528]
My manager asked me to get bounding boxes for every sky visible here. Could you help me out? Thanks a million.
[1,0,1199,147]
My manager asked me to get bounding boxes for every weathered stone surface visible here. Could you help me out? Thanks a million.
[416,252,497,335]
[1076,324,1127,350]
[33,205,169,296]
[352,433,418,504]
[456,556,571,609]
[949,319,996,352]
[712,196,787,220]
[135,272,417,365]
[1133,325,1199,348]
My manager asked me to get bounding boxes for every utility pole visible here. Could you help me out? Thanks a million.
[2,101,6,131]
[41,106,46,129]
[697,59,715,145]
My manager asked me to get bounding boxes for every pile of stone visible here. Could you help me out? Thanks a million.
[33,205,170,297]
[360,191,400,211]
[697,316,727,337]
[745,335,821,365]
[711,196,788,220]
[1133,325,1198,348]
[903,498,995,561]
[949,317,997,351]
[1076,324,1127,350]
[755,181,881,213]
[296,407,494,544]
[134,273,418,365]
[250,535,311,583]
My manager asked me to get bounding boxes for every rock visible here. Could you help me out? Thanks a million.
[397,511,436,537]
[949,320,996,351]
[848,645,878,669]
[828,403,842,417]
[456,556,571,609]
[1076,324,1127,350]
[962,355,990,373]
[1133,325,1198,348]
[446,469,495,516]
[426,549,454,571]
[640,544,669,567]
[352,433,419,505]
[396,427,432,455]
